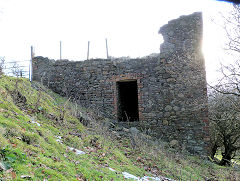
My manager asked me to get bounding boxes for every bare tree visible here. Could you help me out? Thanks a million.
[214,4,240,95]
[11,62,22,78]
[209,89,240,166]
[10,61,24,92]
[208,4,240,165]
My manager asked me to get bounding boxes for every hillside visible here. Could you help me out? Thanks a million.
[0,76,239,180]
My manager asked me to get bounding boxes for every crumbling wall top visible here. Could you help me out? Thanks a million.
[159,12,203,54]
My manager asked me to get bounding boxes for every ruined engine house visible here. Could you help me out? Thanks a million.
[33,12,209,155]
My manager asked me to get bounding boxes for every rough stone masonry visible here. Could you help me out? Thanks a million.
[33,12,209,155]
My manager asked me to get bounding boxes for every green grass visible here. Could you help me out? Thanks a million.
[0,76,148,180]
[0,75,239,180]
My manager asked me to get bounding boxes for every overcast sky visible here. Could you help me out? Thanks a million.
[0,0,232,83]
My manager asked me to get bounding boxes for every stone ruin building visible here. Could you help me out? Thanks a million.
[32,12,209,155]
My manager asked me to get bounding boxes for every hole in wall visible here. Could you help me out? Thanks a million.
[116,80,139,122]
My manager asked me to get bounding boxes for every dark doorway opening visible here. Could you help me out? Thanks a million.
[117,80,139,122]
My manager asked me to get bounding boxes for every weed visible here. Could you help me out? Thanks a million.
[0,146,26,170]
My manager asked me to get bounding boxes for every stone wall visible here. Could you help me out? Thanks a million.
[32,12,209,155]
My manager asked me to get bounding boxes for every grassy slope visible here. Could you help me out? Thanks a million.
[0,76,239,180]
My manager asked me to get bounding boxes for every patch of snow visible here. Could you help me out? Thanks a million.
[56,136,62,143]
[140,176,161,181]
[122,172,174,181]
[20,175,31,179]
[68,146,85,155]
[56,139,62,143]
[122,172,139,180]
[31,120,41,126]
[29,117,41,126]
[109,167,116,172]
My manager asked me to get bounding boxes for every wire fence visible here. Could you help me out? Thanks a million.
[1,59,32,81]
